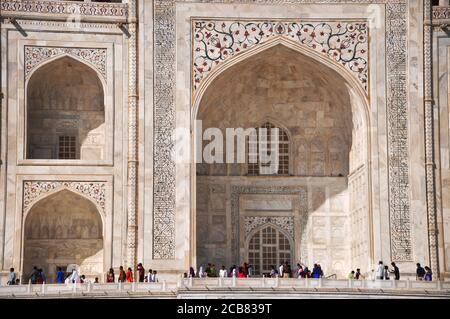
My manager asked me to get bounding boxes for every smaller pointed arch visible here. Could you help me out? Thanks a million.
[23,189,104,283]
[246,223,294,276]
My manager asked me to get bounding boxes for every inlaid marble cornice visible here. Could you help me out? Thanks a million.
[433,6,450,21]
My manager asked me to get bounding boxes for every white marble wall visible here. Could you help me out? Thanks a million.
[0,0,446,283]
[0,19,126,282]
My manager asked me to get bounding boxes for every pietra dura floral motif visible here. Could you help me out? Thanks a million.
[193,20,369,93]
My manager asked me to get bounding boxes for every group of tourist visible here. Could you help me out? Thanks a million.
[57,267,94,284]
[348,269,364,280]
[29,266,47,284]
[186,262,255,278]
[294,263,324,278]
[347,261,433,281]
[190,263,255,278]
[416,263,433,281]
[371,261,401,280]
[106,263,158,283]
[186,261,324,279]
[3,260,436,285]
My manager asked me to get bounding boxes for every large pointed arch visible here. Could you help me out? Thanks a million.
[192,37,374,275]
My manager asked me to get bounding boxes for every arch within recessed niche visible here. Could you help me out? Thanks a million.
[194,44,372,276]
[23,189,104,283]
[26,56,105,161]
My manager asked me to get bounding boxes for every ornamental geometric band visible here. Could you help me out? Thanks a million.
[1,0,128,18]
[193,20,368,93]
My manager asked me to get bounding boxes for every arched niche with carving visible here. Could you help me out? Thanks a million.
[22,189,104,283]
[26,56,106,161]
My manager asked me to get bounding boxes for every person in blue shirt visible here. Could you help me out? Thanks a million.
[424,266,433,281]
[56,267,65,284]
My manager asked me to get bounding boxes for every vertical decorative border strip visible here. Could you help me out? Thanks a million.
[126,1,139,270]
[153,0,411,262]
[424,0,439,276]
[386,2,412,261]
[153,0,176,259]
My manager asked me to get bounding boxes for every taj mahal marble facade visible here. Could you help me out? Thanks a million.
[0,0,450,283]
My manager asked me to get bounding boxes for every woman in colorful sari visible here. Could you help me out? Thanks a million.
[126,267,133,282]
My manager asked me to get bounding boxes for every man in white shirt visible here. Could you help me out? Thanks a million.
[198,266,205,278]
[219,265,227,278]
[376,261,384,280]
[69,269,80,283]
[279,264,284,277]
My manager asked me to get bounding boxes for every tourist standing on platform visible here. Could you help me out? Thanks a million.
[231,266,237,278]
[348,270,355,279]
[219,265,227,278]
[303,266,311,278]
[355,268,364,280]
[424,266,433,281]
[126,267,133,282]
[30,266,39,284]
[416,263,426,280]
[189,267,196,278]
[151,270,158,282]
[210,264,217,277]
[237,267,246,278]
[248,264,254,277]
[94,277,99,284]
[37,269,46,284]
[148,269,154,282]
[118,266,126,283]
[270,266,277,278]
[229,265,236,278]
[283,262,290,278]
[243,262,249,277]
[106,268,115,283]
[376,261,384,279]
[198,265,205,278]
[56,267,65,284]
[70,269,80,284]
[312,264,323,278]
[7,268,16,285]
[278,263,284,277]
[296,263,304,278]
[390,262,400,280]
[205,263,212,277]
[137,263,145,282]
[383,266,390,280]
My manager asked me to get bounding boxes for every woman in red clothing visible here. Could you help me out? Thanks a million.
[126,267,133,282]
[237,267,246,278]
